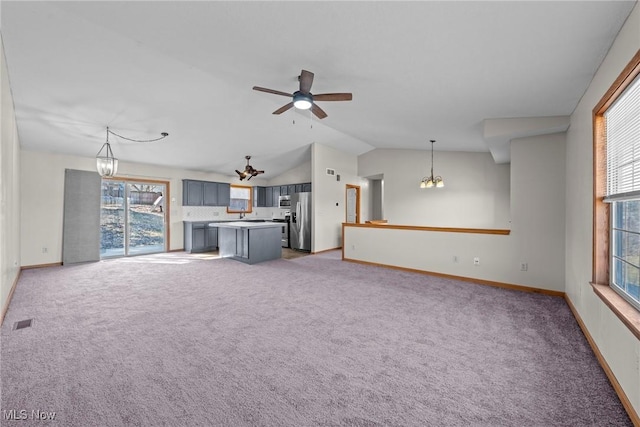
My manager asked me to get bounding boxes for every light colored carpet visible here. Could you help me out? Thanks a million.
[1,250,631,426]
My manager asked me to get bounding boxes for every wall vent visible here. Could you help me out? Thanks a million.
[326,168,336,176]
[13,319,33,330]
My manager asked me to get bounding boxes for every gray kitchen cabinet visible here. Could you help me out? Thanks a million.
[206,226,218,250]
[295,184,303,193]
[265,186,273,207]
[183,180,203,206]
[253,186,266,207]
[217,183,230,206]
[203,182,218,206]
[184,222,218,253]
[182,180,231,207]
[280,185,288,196]
[288,184,296,195]
[302,182,312,192]
[271,186,281,207]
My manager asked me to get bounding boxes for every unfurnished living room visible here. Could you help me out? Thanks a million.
[1,2,640,426]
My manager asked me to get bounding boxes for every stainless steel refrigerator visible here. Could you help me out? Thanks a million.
[290,192,311,251]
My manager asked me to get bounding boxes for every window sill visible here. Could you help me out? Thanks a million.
[591,283,640,341]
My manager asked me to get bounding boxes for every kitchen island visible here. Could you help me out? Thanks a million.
[216,221,282,264]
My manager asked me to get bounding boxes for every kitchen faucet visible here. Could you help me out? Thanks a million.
[239,211,245,219]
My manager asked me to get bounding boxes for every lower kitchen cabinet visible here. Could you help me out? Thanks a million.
[184,222,218,253]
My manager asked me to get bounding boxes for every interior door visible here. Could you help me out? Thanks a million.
[346,185,360,224]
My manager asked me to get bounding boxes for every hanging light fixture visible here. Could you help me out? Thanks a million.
[96,127,118,177]
[420,139,444,189]
[95,127,169,177]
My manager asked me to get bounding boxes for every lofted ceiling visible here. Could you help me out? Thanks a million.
[1,1,636,179]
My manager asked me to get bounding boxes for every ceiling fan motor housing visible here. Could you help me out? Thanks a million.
[293,91,313,110]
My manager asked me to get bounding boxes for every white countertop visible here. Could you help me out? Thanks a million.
[215,221,282,229]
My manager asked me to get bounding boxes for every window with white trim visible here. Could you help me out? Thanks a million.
[604,72,640,311]
[228,185,252,213]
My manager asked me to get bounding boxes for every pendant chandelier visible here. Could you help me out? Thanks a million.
[420,139,444,189]
[96,127,169,177]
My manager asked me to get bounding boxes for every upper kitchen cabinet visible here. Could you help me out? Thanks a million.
[217,183,230,206]
[183,180,203,206]
[182,180,231,206]
[253,186,266,207]
[203,182,218,205]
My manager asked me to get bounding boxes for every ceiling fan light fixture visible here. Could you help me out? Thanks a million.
[293,92,313,110]
[236,155,264,181]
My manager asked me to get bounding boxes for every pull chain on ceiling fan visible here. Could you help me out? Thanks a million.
[253,69,352,119]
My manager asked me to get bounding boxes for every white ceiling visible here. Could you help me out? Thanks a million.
[1,1,636,178]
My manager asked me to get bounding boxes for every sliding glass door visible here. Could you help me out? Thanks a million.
[100,180,166,258]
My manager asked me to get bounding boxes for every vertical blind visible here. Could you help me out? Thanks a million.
[605,74,640,200]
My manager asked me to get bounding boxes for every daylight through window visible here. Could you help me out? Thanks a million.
[604,72,640,311]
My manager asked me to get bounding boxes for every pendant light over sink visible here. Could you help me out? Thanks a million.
[420,139,444,189]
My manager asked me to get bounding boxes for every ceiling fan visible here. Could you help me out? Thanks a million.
[253,69,352,119]
[235,155,264,181]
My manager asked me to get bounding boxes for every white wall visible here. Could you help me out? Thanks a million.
[267,160,311,187]
[311,142,368,252]
[0,34,21,316]
[358,149,511,228]
[345,132,566,292]
[565,3,640,416]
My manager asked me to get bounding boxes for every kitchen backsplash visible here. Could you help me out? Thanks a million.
[182,206,289,221]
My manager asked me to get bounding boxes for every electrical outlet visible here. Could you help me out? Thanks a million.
[473,257,480,266]
[520,262,528,271]
[452,255,459,263]
[42,247,48,253]
[186,212,191,217]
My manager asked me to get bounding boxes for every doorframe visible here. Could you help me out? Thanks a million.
[102,176,171,254]
[345,184,361,224]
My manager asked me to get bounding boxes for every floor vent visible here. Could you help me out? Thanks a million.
[13,319,33,330]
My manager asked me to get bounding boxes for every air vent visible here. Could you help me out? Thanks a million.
[13,319,33,330]
[326,168,335,176]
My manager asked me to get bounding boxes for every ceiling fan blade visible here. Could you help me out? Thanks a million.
[255,170,264,175]
[311,103,328,119]
[299,70,314,94]
[252,86,292,97]
[313,93,353,102]
[273,102,294,115]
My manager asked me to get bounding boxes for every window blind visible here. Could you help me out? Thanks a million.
[230,186,250,200]
[605,74,640,201]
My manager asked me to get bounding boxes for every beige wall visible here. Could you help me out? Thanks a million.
[345,132,566,292]
[358,149,511,228]
[312,142,369,252]
[0,35,21,317]
[565,3,640,416]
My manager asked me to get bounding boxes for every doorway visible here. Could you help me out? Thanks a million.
[100,179,168,258]
[346,184,360,224]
